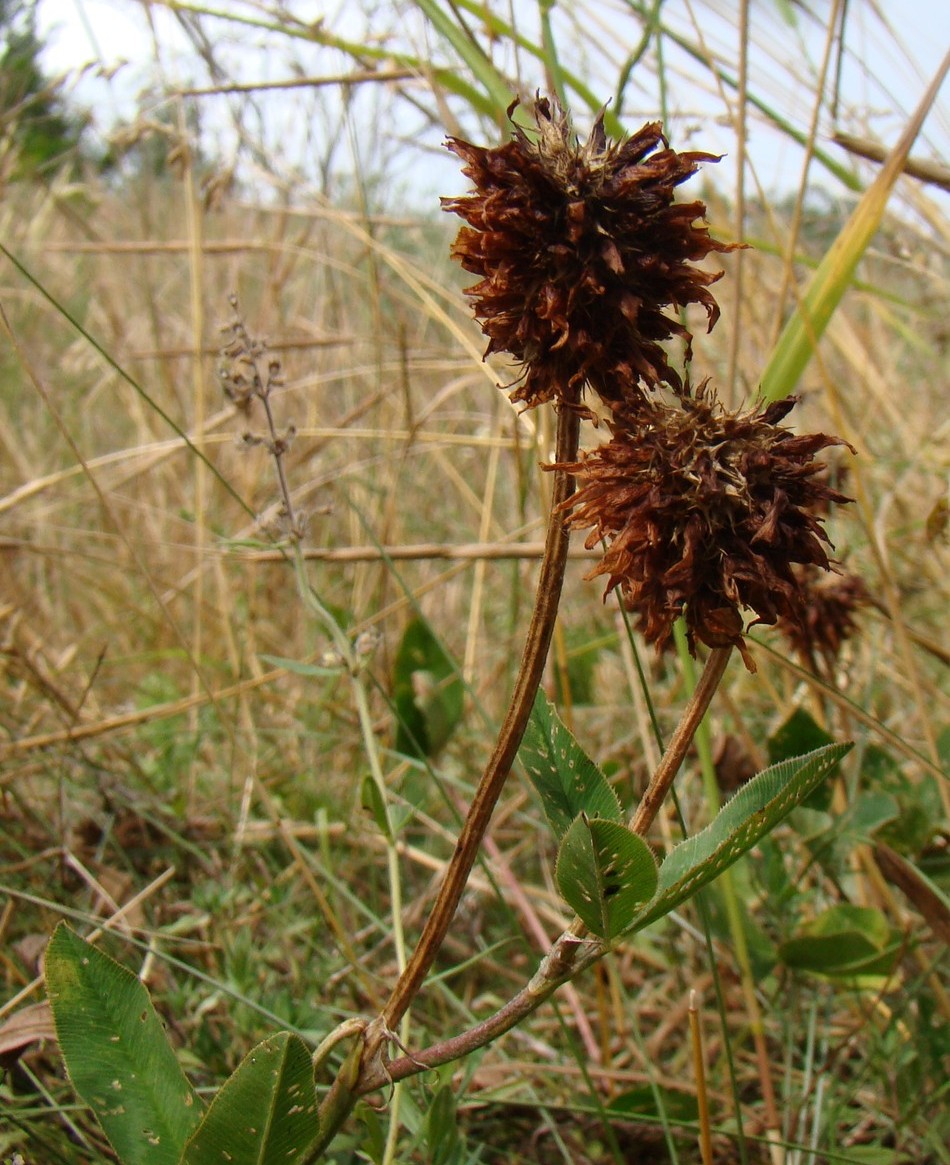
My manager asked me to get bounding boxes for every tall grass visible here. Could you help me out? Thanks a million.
[1,2,948,1162]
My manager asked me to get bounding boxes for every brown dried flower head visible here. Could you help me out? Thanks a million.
[778,565,869,673]
[558,387,855,671]
[443,97,737,413]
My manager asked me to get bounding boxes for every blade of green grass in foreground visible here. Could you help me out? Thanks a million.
[411,0,517,123]
[759,48,950,401]
[413,0,623,136]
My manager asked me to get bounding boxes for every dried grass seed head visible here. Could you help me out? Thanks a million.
[559,387,856,670]
[443,97,738,414]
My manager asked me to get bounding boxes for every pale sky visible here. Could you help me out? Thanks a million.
[36,0,950,212]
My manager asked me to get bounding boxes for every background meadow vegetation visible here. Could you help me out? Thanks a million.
[1,1,948,1161]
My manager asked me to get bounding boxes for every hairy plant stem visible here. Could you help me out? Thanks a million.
[378,401,582,1033]
[630,645,732,833]
[354,643,734,1094]
[308,401,580,1158]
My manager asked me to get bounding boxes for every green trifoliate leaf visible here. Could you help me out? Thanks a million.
[556,815,658,940]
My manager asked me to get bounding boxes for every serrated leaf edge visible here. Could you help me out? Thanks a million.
[631,743,852,931]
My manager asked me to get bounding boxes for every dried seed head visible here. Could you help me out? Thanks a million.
[557,386,855,670]
[778,564,869,673]
[443,97,738,413]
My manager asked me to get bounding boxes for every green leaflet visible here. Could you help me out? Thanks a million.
[556,815,658,940]
[392,618,464,758]
[520,691,622,839]
[45,924,203,1165]
[779,904,902,983]
[180,1032,319,1165]
[633,743,852,932]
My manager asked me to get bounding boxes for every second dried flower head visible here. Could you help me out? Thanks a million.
[559,387,855,671]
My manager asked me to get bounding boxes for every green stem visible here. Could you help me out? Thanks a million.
[254,337,414,1160]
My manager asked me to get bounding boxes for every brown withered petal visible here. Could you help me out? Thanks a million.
[778,565,869,673]
[556,386,855,671]
[442,97,738,413]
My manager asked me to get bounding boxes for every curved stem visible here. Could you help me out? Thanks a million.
[379,401,581,1032]
[629,646,732,835]
[361,927,602,1093]
[357,644,734,1095]
[309,403,580,1157]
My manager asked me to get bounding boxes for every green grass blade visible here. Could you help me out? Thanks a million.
[454,0,625,136]
[411,0,516,122]
[759,49,950,400]
[0,243,251,517]
[625,3,860,190]
[538,0,568,109]
[159,0,493,114]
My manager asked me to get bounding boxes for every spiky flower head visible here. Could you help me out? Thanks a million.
[778,565,869,673]
[557,387,855,670]
[442,97,737,413]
